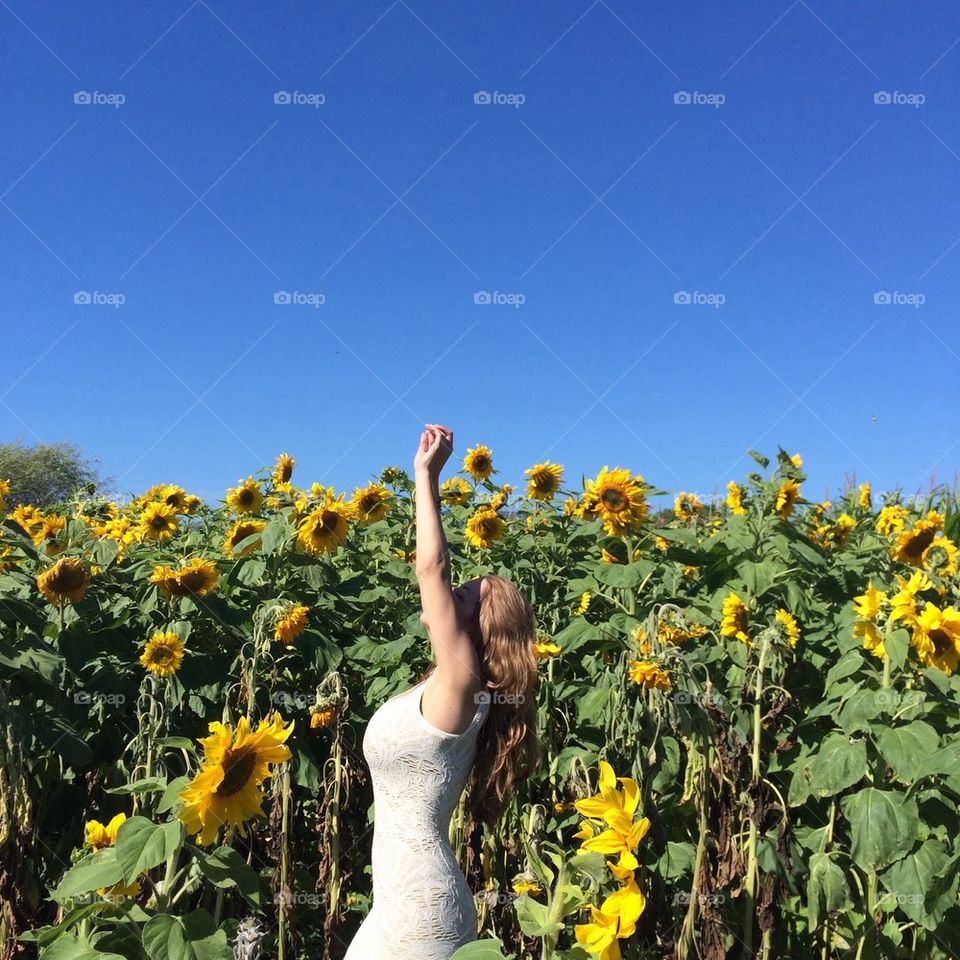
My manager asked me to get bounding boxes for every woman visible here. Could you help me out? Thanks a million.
[343,423,539,960]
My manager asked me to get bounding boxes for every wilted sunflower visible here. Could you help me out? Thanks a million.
[226,478,263,515]
[351,483,391,523]
[775,479,802,520]
[441,477,470,506]
[578,467,649,537]
[272,453,295,485]
[720,592,750,645]
[138,503,179,542]
[911,603,960,675]
[923,537,958,578]
[178,712,294,846]
[275,603,309,644]
[223,519,266,557]
[297,495,353,555]
[893,511,944,567]
[85,812,127,850]
[629,660,672,691]
[726,481,746,516]
[140,632,185,677]
[310,706,338,729]
[463,444,494,481]
[37,557,90,606]
[464,507,504,549]
[525,461,563,501]
[150,558,219,598]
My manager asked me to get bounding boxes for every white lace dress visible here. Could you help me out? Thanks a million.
[343,674,491,960]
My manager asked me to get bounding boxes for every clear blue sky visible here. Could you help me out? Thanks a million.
[3,1,958,507]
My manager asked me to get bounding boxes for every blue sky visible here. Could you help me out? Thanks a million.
[2,0,958,507]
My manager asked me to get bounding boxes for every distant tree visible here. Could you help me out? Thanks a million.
[0,440,103,508]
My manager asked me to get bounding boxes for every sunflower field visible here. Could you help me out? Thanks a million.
[2,447,960,960]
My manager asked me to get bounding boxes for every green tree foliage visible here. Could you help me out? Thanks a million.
[0,440,102,508]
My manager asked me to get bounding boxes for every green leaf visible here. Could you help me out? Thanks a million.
[748,449,770,469]
[807,852,850,929]
[879,839,957,928]
[114,817,180,884]
[841,788,919,871]
[105,777,167,795]
[39,933,126,960]
[806,734,868,797]
[195,846,261,907]
[157,776,190,814]
[449,939,514,960]
[142,911,230,960]
[514,895,562,939]
[592,563,643,589]
[50,849,124,900]
[876,722,940,783]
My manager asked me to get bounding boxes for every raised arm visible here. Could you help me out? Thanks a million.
[413,425,482,698]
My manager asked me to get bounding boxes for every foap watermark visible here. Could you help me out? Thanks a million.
[476,690,525,706]
[74,290,125,308]
[271,690,311,711]
[673,890,725,906]
[275,889,327,908]
[674,290,725,308]
[474,90,525,108]
[74,90,125,108]
[476,890,519,907]
[874,90,924,108]
[274,290,325,307]
[75,690,126,707]
[474,290,525,308]
[274,90,325,108]
[674,90,725,108]
[873,290,924,308]
[674,689,728,710]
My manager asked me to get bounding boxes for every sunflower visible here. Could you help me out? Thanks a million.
[85,812,127,850]
[854,620,885,660]
[464,508,504,549]
[858,483,872,511]
[223,519,266,557]
[0,479,9,512]
[183,495,202,515]
[720,592,750,645]
[534,638,561,659]
[440,477,470,506]
[37,557,90,606]
[11,504,43,535]
[157,485,189,512]
[775,479,802,520]
[140,632,185,677]
[789,452,803,468]
[628,660,672,691]
[275,603,309,644]
[922,537,958,578]
[578,467,649,537]
[575,591,592,615]
[296,495,353,555]
[98,516,137,548]
[138,503,179,542]
[150,558,219,598]
[512,878,544,897]
[893,511,945,567]
[525,461,564,501]
[877,504,909,536]
[774,608,800,647]
[911,603,960,676]
[272,453,295,485]
[657,612,708,646]
[463,445,494,481]
[226,478,263,515]
[33,514,66,555]
[726,481,746,516]
[887,570,933,628]
[853,581,887,621]
[178,712,294,846]
[351,483,391,523]
[674,492,703,522]
[310,706,338,729]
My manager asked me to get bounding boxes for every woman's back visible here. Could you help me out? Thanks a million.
[343,673,491,960]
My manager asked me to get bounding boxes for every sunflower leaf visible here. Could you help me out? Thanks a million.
[113,817,175,885]
[49,849,124,901]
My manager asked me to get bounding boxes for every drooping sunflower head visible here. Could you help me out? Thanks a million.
[151,558,219,598]
[893,512,945,567]
[774,608,800,648]
[223,519,266,558]
[351,483,392,523]
[37,557,90,606]
[524,461,564,502]
[628,660,672,691]
[226,478,264,516]
[726,481,746,515]
[464,507,504,549]
[310,706,338,729]
[296,496,353,555]
[720,592,750,645]
[274,603,309,644]
[463,444,494,482]
[178,713,294,846]
[272,453,295,485]
[775,479,802,520]
[140,631,186,677]
[139,503,179,542]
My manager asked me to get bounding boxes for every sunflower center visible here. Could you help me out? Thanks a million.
[930,628,952,655]
[179,570,208,593]
[601,488,625,511]
[216,746,257,797]
[150,516,168,530]
[239,490,254,506]
[50,564,85,591]
[153,647,173,665]
[907,529,937,560]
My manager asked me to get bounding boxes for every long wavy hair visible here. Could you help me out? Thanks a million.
[419,573,539,829]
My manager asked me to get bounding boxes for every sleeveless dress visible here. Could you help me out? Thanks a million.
[343,673,491,960]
